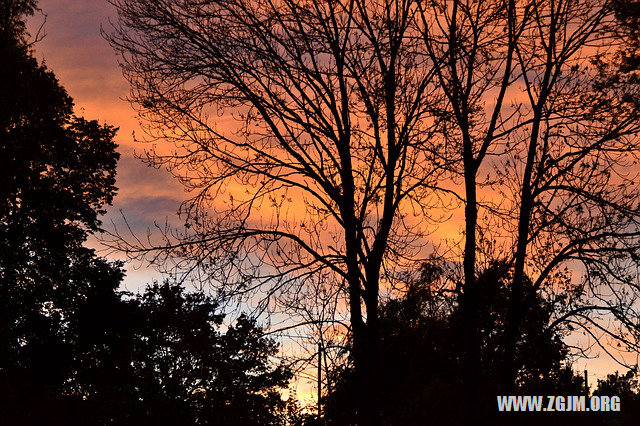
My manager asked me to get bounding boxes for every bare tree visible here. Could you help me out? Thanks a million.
[416,0,524,403]
[106,0,449,422]
[502,0,640,390]
[419,0,640,396]
[107,0,640,418]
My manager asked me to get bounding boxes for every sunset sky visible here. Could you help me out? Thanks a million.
[26,0,328,402]
[25,0,635,395]
[27,0,185,292]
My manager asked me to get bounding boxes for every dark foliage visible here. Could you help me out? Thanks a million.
[590,371,640,426]
[322,263,585,425]
[1,278,296,425]
[0,3,294,424]
[1,1,121,421]
[0,0,36,42]
[65,282,295,426]
[594,370,640,400]
[614,0,640,72]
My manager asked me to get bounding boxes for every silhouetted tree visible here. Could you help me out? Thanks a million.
[1,3,296,425]
[613,0,640,72]
[594,370,640,400]
[498,0,640,393]
[592,370,640,425]
[2,277,298,425]
[68,282,296,426]
[105,1,640,422]
[134,283,296,426]
[322,262,584,425]
[417,0,640,398]
[106,1,448,422]
[0,0,36,42]
[0,0,121,420]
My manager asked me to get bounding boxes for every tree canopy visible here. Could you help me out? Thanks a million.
[0,2,297,424]
[0,0,120,408]
[322,262,585,425]
[64,282,297,426]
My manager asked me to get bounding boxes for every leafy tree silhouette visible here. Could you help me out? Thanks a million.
[322,262,585,425]
[1,0,120,421]
[68,282,297,426]
[594,370,640,401]
[591,370,640,426]
[613,0,640,72]
[1,2,297,425]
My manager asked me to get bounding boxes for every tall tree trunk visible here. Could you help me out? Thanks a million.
[344,232,374,425]
[341,149,381,424]
[347,272,381,425]
[461,171,480,410]
[362,266,382,424]
[504,192,533,392]
[504,104,545,392]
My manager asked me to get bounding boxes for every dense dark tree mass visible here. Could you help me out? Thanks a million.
[321,262,640,425]
[321,263,585,425]
[63,282,297,426]
[0,2,295,425]
[1,0,120,420]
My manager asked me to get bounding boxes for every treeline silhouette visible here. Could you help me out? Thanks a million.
[320,262,640,425]
[0,2,297,425]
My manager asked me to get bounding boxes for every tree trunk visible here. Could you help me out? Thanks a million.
[503,191,533,392]
[503,85,548,389]
[461,169,480,410]
[347,274,381,425]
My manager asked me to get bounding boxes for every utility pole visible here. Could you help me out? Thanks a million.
[318,341,322,420]
[584,370,589,396]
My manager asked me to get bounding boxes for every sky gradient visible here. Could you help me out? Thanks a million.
[28,0,185,292]
[25,0,634,394]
